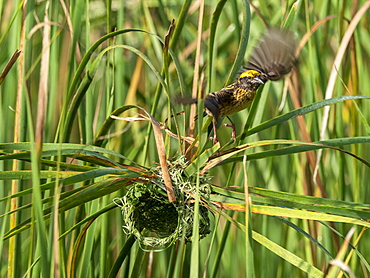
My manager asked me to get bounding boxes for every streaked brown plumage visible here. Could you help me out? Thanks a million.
[204,70,266,120]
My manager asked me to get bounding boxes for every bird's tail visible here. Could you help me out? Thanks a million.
[174,95,198,105]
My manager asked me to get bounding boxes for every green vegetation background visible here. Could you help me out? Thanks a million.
[0,0,369,277]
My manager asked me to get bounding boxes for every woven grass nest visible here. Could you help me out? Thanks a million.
[114,156,211,250]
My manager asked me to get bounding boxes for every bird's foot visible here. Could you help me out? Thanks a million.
[209,136,219,144]
[224,116,236,143]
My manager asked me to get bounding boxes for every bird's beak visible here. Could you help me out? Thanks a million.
[255,76,266,84]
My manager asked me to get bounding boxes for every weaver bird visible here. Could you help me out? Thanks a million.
[180,28,298,143]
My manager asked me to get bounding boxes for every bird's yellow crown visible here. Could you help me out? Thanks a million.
[238,70,261,82]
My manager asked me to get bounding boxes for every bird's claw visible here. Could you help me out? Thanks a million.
[210,136,219,144]
[224,117,237,143]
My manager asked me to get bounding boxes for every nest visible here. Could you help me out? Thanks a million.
[114,156,211,250]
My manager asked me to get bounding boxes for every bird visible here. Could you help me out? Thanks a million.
[179,27,298,144]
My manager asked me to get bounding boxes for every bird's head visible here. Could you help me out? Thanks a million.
[238,69,267,85]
